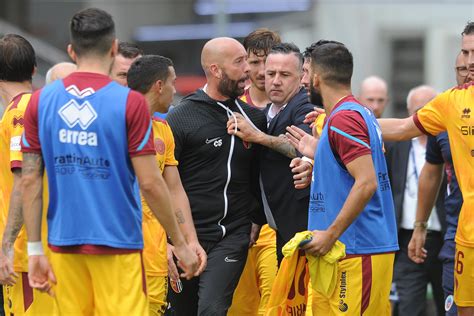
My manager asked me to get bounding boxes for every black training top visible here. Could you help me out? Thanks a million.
[167,89,267,242]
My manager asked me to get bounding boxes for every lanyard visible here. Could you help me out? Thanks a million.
[410,146,419,182]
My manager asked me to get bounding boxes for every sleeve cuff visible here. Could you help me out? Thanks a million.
[413,114,433,136]
[10,160,22,170]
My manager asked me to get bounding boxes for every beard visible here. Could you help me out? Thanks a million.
[309,81,324,107]
[218,71,247,100]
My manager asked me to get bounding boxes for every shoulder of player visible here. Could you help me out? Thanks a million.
[152,116,169,127]
[6,92,32,113]
[451,80,474,92]
[328,109,365,126]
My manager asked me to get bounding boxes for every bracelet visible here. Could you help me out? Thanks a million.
[413,221,428,229]
[27,241,44,256]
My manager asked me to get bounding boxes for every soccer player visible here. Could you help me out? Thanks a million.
[110,41,142,86]
[20,8,198,315]
[407,52,469,316]
[166,37,267,315]
[287,40,399,314]
[127,55,207,316]
[376,22,474,315]
[0,33,55,316]
[228,28,280,316]
[240,28,281,109]
[45,62,77,85]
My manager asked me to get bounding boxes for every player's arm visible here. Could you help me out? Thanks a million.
[377,116,423,142]
[303,154,377,256]
[163,165,206,275]
[0,169,22,285]
[227,112,297,158]
[408,161,443,264]
[22,152,56,295]
[132,155,198,278]
[22,153,43,243]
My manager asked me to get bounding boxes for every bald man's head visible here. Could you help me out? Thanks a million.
[406,85,437,116]
[359,76,388,118]
[201,37,250,99]
[45,62,77,84]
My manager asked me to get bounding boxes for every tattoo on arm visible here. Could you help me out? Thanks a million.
[2,171,24,256]
[268,135,296,158]
[175,208,185,224]
[22,153,44,175]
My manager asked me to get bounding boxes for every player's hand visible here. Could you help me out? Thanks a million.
[302,230,338,256]
[0,249,18,285]
[285,125,318,159]
[249,223,261,248]
[28,255,56,297]
[303,107,325,126]
[290,158,313,189]
[188,240,207,276]
[172,243,199,280]
[408,227,428,264]
[227,112,263,143]
[167,243,180,282]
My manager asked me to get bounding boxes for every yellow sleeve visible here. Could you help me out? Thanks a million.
[415,90,450,136]
[315,113,326,137]
[164,124,178,166]
[4,107,25,167]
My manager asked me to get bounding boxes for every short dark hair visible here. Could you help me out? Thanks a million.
[127,55,174,94]
[243,28,281,57]
[70,8,115,57]
[304,40,343,60]
[268,42,303,68]
[462,21,474,36]
[311,41,353,86]
[0,34,36,82]
[118,42,143,59]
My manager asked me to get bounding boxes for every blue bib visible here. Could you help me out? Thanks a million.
[309,102,398,254]
[37,80,144,249]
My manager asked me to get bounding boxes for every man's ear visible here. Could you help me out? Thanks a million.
[67,44,77,63]
[153,79,164,93]
[312,73,320,89]
[209,64,222,79]
[111,39,118,58]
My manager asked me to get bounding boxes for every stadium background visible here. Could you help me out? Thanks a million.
[0,0,473,314]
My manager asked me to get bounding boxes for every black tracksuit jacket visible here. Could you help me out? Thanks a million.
[167,89,267,242]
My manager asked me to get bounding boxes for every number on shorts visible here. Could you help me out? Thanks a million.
[456,251,464,275]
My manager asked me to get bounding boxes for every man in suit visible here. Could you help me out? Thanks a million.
[385,85,446,316]
[227,42,314,261]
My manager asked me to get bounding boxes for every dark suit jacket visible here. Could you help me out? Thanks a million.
[385,140,446,233]
[261,88,315,244]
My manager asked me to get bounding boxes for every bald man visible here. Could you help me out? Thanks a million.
[44,62,77,85]
[385,85,446,316]
[166,37,267,316]
[359,75,389,118]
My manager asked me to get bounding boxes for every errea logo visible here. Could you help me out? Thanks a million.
[462,108,471,119]
[58,100,98,146]
[59,100,97,129]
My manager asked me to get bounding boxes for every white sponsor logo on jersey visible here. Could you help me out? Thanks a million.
[58,100,98,146]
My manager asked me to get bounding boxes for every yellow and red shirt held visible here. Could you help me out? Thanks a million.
[414,81,474,247]
[141,116,178,276]
[0,93,49,272]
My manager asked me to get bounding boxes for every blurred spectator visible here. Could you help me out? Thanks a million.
[45,62,77,85]
[359,75,388,118]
